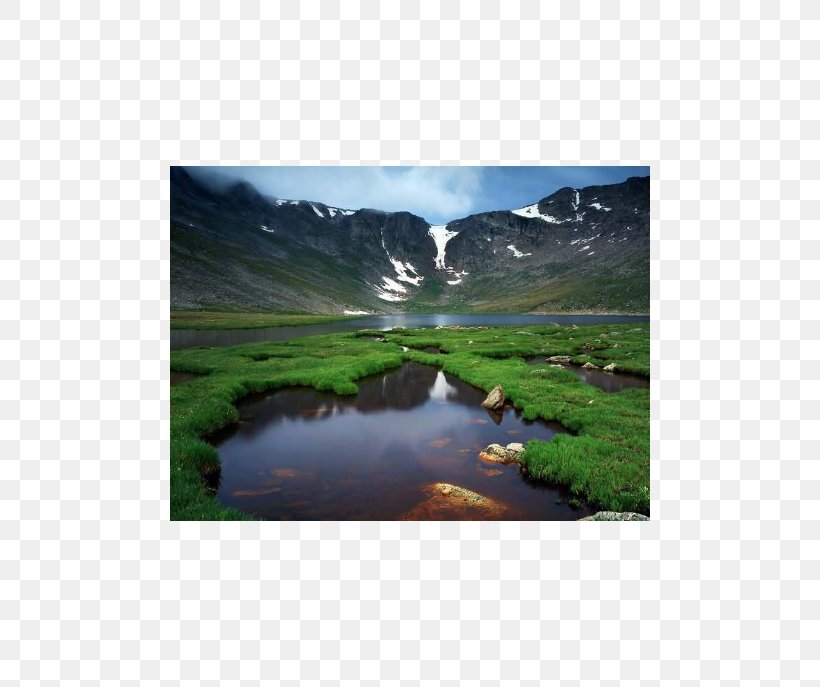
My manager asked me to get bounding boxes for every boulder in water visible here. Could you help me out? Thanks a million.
[478,443,521,465]
[581,362,600,370]
[603,363,617,372]
[480,385,505,410]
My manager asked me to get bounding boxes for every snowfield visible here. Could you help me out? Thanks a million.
[428,224,459,270]
[511,203,562,223]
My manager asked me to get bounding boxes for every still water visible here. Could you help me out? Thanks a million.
[525,357,650,393]
[210,362,594,520]
[172,313,649,349]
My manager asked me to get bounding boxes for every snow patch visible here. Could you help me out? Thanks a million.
[390,258,423,286]
[507,244,531,258]
[572,190,584,222]
[587,252,595,256]
[579,245,590,252]
[344,310,370,315]
[511,203,561,223]
[380,276,406,293]
[373,275,408,302]
[447,279,462,285]
[309,203,324,218]
[569,234,600,247]
[327,207,356,217]
[428,224,459,270]
[260,225,274,233]
[589,203,611,211]
[375,290,404,302]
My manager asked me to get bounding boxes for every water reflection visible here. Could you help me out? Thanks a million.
[212,362,590,520]
[525,358,649,393]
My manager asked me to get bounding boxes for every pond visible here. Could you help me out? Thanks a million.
[209,362,595,520]
[171,313,649,349]
[525,357,650,393]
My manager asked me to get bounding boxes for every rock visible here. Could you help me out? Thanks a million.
[399,483,508,519]
[603,363,617,372]
[581,362,600,370]
[547,355,571,363]
[479,443,521,465]
[582,342,595,351]
[480,385,505,410]
[515,331,535,335]
[579,511,649,521]
[610,343,621,348]
[505,442,525,454]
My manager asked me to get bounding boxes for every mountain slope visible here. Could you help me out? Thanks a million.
[171,168,649,313]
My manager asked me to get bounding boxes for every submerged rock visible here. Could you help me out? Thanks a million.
[581,362,600,370]
[478,443,521,465]
[399,482,508,519]
[481,385,505,410]
[579,511,649,521]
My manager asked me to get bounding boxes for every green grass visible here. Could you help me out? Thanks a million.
[171,311,361,330]
[170,323,649,519]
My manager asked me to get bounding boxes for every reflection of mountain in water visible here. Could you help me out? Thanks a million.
[215,363,491,443]
[212,361,584,520]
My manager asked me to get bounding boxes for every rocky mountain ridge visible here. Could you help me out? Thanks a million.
[171,167,649,313]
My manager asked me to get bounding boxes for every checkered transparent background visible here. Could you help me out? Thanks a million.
[1,0,817,685]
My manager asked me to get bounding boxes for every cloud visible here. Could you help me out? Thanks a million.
[188,166,484,224]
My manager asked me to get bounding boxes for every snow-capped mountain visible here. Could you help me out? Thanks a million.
[171,167,649,313]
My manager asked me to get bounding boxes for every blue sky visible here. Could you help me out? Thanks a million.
[189,166,649,225]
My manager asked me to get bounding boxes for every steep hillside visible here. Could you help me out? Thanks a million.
[171,168,649,313]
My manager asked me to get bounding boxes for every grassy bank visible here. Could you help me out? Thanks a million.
[171,311,361,330]
[170,323,649,519]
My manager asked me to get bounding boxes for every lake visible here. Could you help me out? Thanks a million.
[209,362,595,520]
[171,313,649,349]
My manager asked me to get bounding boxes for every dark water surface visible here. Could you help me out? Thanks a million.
[525,358,650,393]
[211,362,595,520]
[170,371,200,386]
[172,313,649,349]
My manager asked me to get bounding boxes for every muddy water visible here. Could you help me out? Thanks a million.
[171,313,649,349]
[211,362,594,520]
[525,358,649,393]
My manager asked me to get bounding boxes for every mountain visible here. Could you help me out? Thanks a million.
[170,167,649,313]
